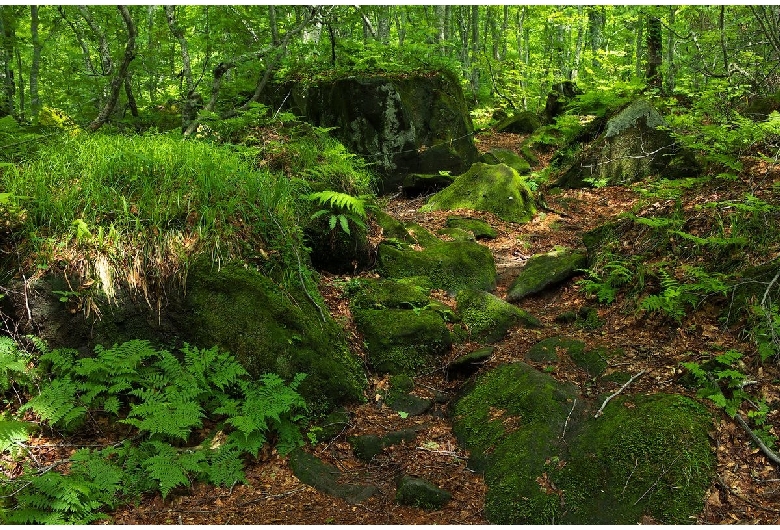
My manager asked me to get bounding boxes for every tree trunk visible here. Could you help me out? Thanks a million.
[77,6,112,75]
[470,5,480,96]
[666,6,676,93]
[572,6,584,80]
[588,6,605,69]
[88,6,137,131]
[0,6,16,118]
[435,5,445,47]
[646,15,663,92]
[58,6,97,75]
[269,5,279,46]
[14,43,22,121]
[30,5,41,122]
[635,12,644,78]
[377,5,390,44]
[165,5,197,131]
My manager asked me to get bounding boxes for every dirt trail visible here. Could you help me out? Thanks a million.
[110,142,780,525]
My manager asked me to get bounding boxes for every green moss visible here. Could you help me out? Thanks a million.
[570,345,610,377]
[445,216,498,239]
[377,239,496,293]
[375,210,413,243]
[457,288,540,343]
[350,278,431,311]
[353,308,451,375]
[452,362,581,524]
[395,476,452,509]
[527,336,586,363]
[557,394,715,524]
[184,260,365,413]
[480,148,532,175]
[507,248,587,302]
[420,163,536,223]
[437,227,475,242]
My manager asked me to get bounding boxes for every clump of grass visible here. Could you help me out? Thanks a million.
[2,131,306,300]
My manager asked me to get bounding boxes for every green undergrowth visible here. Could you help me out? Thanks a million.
[0,337,308,524]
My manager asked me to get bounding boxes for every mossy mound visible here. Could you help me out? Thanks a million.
[349,277,431,311]
[436,227,475,242]
[527,336,586,363]
[445,216,497,239]
[420,163,536,223]
[304,220,373,275]
[453,362,715,524]
[377,239,496,293]
[375,210,413,243]
[395,476,452,509]
[452,362,582,523]
[182,261,365,413]
[457,289,540,343]
[494,110,541,134]
[401,172,455,196]
[480,148,531,175]
[353,308,451,374]
[506,248,587,302]
[557,394,715,524]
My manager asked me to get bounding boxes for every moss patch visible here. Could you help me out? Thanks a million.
[557,394,715,524]
[527,336,586,363]
[350,278,431,311]
[457,289,541,343]
[445,216,498,239]
[507,248,587,302]
[480,148,531,175]
[183,260,365,414]
[420,163,536,223]
[452,362,581,523]
[377,239,496,293]
[353,308,451,375]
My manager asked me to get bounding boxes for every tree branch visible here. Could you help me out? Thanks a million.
[595,369,646,418]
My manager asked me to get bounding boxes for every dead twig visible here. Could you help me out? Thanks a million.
[595,369,647,418]
[734,413,780,467]
[560,398,577,439]
[717,475,780,513]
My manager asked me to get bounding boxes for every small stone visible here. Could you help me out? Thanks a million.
[395,475,452,509]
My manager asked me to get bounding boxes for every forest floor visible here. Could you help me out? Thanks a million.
[29,133,780,524]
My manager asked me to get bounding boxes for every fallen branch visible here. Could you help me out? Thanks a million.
[717,475,780,513]
[560,398,577,439]
[734,412,780,467]
[416,446,466,459]
[595,369,646,418]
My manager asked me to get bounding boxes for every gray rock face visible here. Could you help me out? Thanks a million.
[289,72,479,191]
[555,99,699,188]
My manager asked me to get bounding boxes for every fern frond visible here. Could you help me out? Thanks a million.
[306,190,367,217]
[0,419,34,453]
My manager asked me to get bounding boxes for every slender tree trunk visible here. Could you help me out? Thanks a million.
[0,7,15,118]
[30,5,41,122]
[377,5,390,44]
[635,12,644,78]
[88,6,137,131]
[146,5,156,102]
[394,7,405,47]
[435,5,445,47]
[666,6,676,93]
[14,44,22,121]
[588,6,605,69]
[269,5,279,46]
[165,5,196,131]
[646,15,663,92]
[470,5,480,96]
[500,5,509,61]
[719,5,729,73]
[77,6,112,75]
[124,75,138,117]
[58,6,97,75]
[572,6,584,80]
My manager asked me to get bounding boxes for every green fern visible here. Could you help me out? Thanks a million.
[0,418,35,453]
[0,336,32,393]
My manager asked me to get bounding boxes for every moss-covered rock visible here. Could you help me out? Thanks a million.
[305,215,373,274]
[420,163,536,223]
[290,448,379,504]
[288,72,478,192]
[436,227,476,242]
[351,428,421,462]
[480,148,531,175]
[377,239,496,293]
[494,110,541,134]
[452,362,582,523]
[447,346,494,379]
[401,172,455,196]
[350,278,431,311]
[445,216,498,239]
[353,308,451,374]
[375,210,414,243]
[557,394,715,524]
[453,362,716,525]
[527,336,586,363]
[457,289,541,343]
[554,99,700,188]
[395,476,452,509]
[506,248,587,302]
[182,261,365,413]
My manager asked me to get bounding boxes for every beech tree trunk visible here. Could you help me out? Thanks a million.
[88,6,136,131]
[646,15,663,92]
[165,5,197,131]
[30,5,41,122]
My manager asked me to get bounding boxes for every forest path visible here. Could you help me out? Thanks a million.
[111,137,778,525]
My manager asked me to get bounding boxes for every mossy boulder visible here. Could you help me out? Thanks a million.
[349,277,432,311]
[420,163,536,223]
[445,216,497,239]
[395,476,452,509]
[377,238,496,293]
[181,261,365,413]
[457,289,540,343]
[452,362,582,522]
[506,248,587,302]
[290,448,378,504]
[353,308,451,374]
[453,362,716,524]
[375,210,413,243]
[554,99,700,188]
[436,227,475,242]
[480,148,531,175]
[494,110,541,134]
[289,72,478,192]
[446,346,494,379]
[527,336,586,363]
[305,219,372,274]
[351,428,421,462]
[557,394,715,524]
